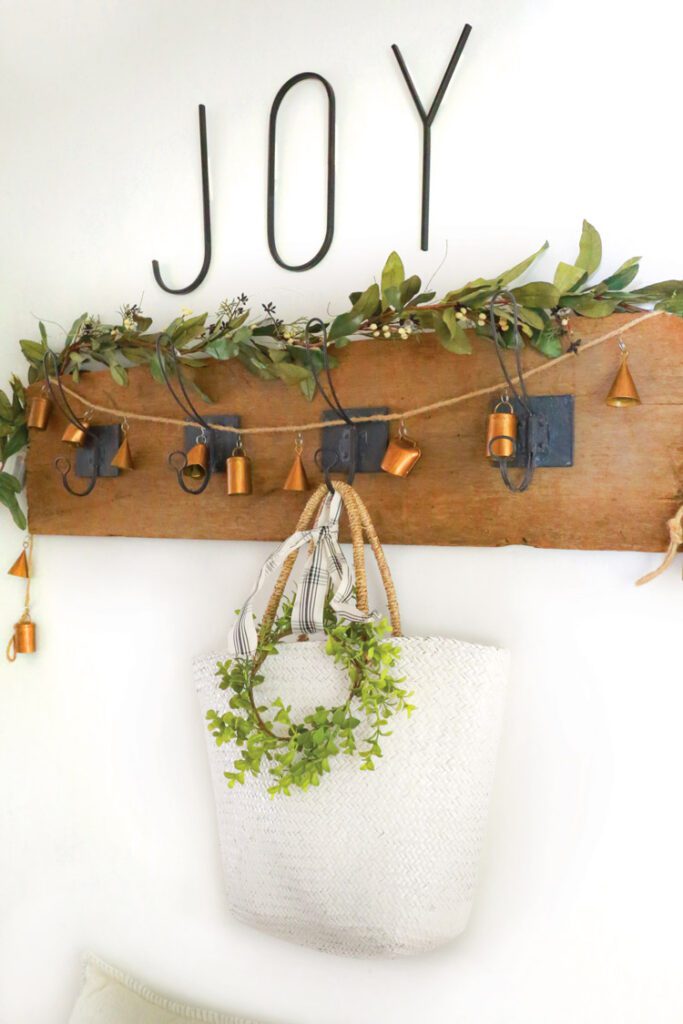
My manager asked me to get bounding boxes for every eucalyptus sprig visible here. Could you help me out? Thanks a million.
[206,594,414,796]
[5,220,683,528]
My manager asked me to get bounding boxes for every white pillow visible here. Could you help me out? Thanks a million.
[69,954,264,1024]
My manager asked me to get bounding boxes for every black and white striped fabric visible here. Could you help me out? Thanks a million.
[227,491,375,659]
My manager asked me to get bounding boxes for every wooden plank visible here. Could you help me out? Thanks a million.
[25,313,683,551]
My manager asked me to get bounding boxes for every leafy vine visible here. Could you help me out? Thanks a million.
[3,220,683,528]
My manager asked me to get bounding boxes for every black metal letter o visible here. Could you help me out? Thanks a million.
[267,72,336,272]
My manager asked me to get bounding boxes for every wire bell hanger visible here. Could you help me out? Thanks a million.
[487,289,538,493]
[156,334,217,494]
[304,317,357,495]
[43,349,100,497]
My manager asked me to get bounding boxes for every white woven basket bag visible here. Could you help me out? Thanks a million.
[195,482,509,958]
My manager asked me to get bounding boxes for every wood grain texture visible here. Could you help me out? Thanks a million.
[25,314,683,551]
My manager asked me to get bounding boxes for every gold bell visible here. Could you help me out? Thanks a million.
[183,439,210,480]
[7,545,30,578]
[283,434,309,492]
[227,438,252,495]
[61,421,89,446]
[381,422,422,477]
[6,618,36,661]
[27,394,53,430]
[486,400,517,459]
[606,340,641,407]
[111,422,134,470]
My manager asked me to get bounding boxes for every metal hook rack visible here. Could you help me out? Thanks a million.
[304,318,388,494]
[43,350,121,497]
[487,290,574,493]
[155,335,239,494]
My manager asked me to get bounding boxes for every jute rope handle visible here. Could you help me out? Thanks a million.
[260,482,401,640]
[635,502,683,586]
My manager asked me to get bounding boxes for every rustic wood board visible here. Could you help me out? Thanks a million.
[25,314,683,551]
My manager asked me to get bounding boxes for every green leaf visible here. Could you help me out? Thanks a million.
[66,313,88,345]
[409,291,436,306]
[532,326,563,358]
[446,241,549,301]
[654,294,683,315]
[38,321,47,343]
[328,287,378,342]
[3,426,28,460]
[190,380,213,404]
[562,294,618,317]
[381,252,404,308]
[109,363,128,386]
[20,340,46,363]
[638,280,683,299]
[440,309,472,353]
[496,241,549,287]
[601,256,640,291]
[510,282,560,308]
[554,261,585,294]
[299,376,317,400]
[400,275,421,307]
[0,471,21,492]
[273,362,312,385]
[516,307,546,331]
[575,220,602,277]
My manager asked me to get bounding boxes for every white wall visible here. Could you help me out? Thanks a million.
[1,1,682,1021]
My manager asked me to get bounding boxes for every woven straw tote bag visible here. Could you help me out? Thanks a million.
[195,482,509,958]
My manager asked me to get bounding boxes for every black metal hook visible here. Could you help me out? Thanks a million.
[152,104,212,294]
[43,350,99,497]
[304,318,357,494]
[155,334,214,494]
[488,290,536,493]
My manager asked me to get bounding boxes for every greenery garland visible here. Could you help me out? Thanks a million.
[206,594,413,796]
[2,219,683,529]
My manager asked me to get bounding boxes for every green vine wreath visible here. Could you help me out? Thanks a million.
[3,219,683,529]
[206,594,414,796]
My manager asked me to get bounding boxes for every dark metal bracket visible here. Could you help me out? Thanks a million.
[321,407,389,474]
[508,395,574,470]
[183,415,240,471]
[74,425,122,478]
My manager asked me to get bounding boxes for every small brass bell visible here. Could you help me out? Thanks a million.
[111,422,134,470]
[27,394,53,430]
[606,340,641,407]
[283,434,309,492]
[227,438,252,495]
[381,422,421,477]
[7,618,36,661]
[183,438,210,480]
[486,399,517,459]
[7,545,30,578]
[61,421,89,446]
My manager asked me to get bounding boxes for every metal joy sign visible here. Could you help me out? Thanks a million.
[151,25,472,294]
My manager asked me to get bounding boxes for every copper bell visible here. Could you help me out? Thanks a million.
[227,438,252,495]
[183,437,210,480]
[606,340,641,407]
[7,619,36,661]
[7,546,30,578]
[283,434,309,492]
[27,394,52,430]
[381,422,421,477]
[111,422,134,470]
[61,421,89,446]
[486,400,517,459]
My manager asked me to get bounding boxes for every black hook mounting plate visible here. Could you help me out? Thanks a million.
[75,425,122,478]
[183,415,241,471]
[509,395,574,468]
[321,407,389,473]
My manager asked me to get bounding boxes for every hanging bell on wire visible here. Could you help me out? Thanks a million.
[486,398,517,459]
[606,339,641,407]
[61,410,92,447]
[381,421,422,477]
[7,542,30,578]
[7,616,36,661]
[27,388,53,430]
[111,420,134,470]
[227,437,252,495]
[283,433,309,492]
[183,432,210,480]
